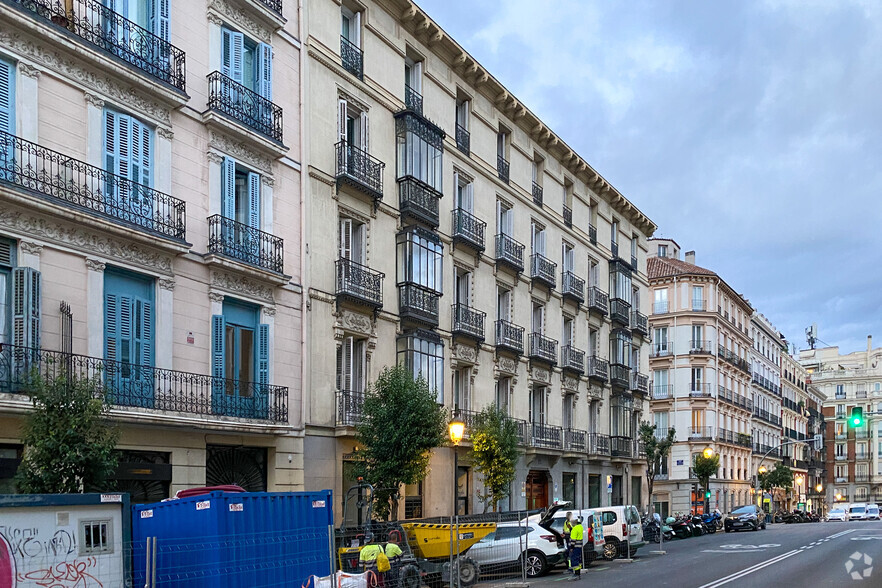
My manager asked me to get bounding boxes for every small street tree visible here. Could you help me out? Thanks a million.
[638,421,676,514]
[354,365,447,520]
[759,464,794,509]
[16,373,119,494]
[469,404,520,512]
[692,452,720,511]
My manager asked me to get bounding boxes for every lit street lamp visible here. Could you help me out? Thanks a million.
[448,414,465,588]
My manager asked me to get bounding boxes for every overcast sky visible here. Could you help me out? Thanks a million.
[418,0,882,355]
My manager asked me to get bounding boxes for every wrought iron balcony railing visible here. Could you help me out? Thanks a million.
[495,233,524,273]
[451,303,485,341]
[8,0,186,91]
[688,427,713,441]
[610,436,632,458]
[610,364,630,388]
[404,84,423,114]
[561,271,584,304]
[0,130,186,240]
[207,215,284,274]
[653,301,669,314]
[587,433,611,456]
[692,299,707,311]
[630,371,649,394]
[340,36,363,80]
[587,356,609,382]
[497,155,510,183]
[0,343,287,421]
[335,141,384,201]
[532,182,543,206]
[207,72,283,143]
[495,320,524,355]
[564,428,587,452]
[718,344,751,374]
[531,423,563,449]
[336,258,384,309]
[587,287,609,315]
[530,253,556,289]
[563,205,572,228]
[652,384,673,400]
[256,0,283,15]
[336,389,364,426]
[528,333,557,365]
[630,311,648,336]
[398,283,439,326]
[650,343,673,358]
[451,208,485,252]
[610,298,631,325]
[398,176,440,227]
[689,340,714,354]
[455,123,470,155]
[561,345,584,374]
[588,223,597,245]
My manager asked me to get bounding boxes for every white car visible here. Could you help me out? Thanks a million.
[537,508,605,566]
[467,522,565,578]
[866,505,880,520]
[827,508,847,522]
[593,505,646,560]
[849,505,868,521]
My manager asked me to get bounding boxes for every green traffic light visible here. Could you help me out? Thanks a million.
[705,491,711,498]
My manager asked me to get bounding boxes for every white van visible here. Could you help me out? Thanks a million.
[848,503,868,521]
[593,505,645,560]
[866,504,880,521]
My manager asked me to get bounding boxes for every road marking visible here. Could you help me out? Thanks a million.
[827,529,857,540]
[697,550,801,588]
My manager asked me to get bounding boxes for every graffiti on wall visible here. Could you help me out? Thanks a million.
[0,526,103,588]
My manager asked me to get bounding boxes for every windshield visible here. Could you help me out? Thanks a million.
[830,510,844,514]
[851,507,866,513]
[732,506,755,515]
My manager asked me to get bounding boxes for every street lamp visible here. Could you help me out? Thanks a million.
[448,414,465,588]
[703,446,715,459]
[836,492,843,501]
[449,418,465,446]
[816,484,823,493]
[758,465,767,475]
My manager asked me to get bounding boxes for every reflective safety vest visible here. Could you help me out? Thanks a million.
[385,543,403,560]
[360,544,383,564]
[570,523,584,543]
[562,520,574,537]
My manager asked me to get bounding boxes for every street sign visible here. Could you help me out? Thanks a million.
[606,475,612,494]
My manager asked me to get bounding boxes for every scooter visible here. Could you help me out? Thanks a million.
[691,515,706,536]
[667,516,692,539]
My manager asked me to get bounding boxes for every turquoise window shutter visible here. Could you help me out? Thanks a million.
[105,292,120,361]
[221,28,244,83]
[0,57,14,134]
[258,323,269,386]
[222,157,236,220]
[212,314,226,381]
[138,297,153,366]
[130,117,152,188]
[151,0,170,42]
[247,171,260,229]
[12,267,40,350]
[257,43,273,101]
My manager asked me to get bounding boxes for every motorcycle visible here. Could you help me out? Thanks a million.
[691,514,706,536]
[667,516,693,539]
[643,514,674,543]
[701,512,719,534]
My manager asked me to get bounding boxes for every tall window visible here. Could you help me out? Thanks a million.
[658,244,668,257]
[563,394,574,429]
[212,298,270,418]
[609,260,632,303]
[454,367,471,412]
[336,336,366,393]
[497,128,509,161]
[341,5,361,47]
[454,171,473,213]
[455,96,469,131]
[496,377,511,414]
[588,259,599,287]
[221,26,272,98]
[610,395,632,437]
[692,286,704,310]
[562,316,574,348]
[395,112,443,192]
[454,268,471,306]
[337,97,369,151]
[105,267,154,404]
[654,411,669,434]
[653,327,668,354]
[0,240,15,346]
[339,217,366,264]
[653,369,669,394]
[531,301,544,335]
[0,57,14,162]
[531,220,546,256]
[588,328,598,356]
[691,324,703,349]
[611,220,618,251]
[496,200,513,236]
[104,109,152,207]
[497,286,511,322]
[397,332,444,400]
[396,228,443,293]
[404,55,422,96]
[562,242,574,273]
[610,329,632,367]
[529,386,546,424]
[691,367,703,391]
[653,288,668,314]
[222,157,261,229]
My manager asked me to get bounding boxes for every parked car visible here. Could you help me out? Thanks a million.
[848,504,868,521]
[827,508,847,522]
[593,505,645,559]
[724,505,766,532]
[866,505,880,520]
[539,507,606,567]
[468,522,564,578]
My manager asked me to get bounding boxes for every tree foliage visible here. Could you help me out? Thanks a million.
[758,465,794,493]
[469,404,520,512]
[16,373,119,494]
[638,421,676,512]
[692,452,720,496]
[354,365,447,520]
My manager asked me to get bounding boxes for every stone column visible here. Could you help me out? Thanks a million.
[17,64,40,143]
[84,93,105,168]
[85,258,106,358]
[207,151,223,217]
[157,278,175,369]
[156,128,174,196]
[261,306,276,384]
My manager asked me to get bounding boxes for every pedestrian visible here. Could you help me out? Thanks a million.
[568,516,584,581]
[359,534,385,587]
[562,512,574,574]
[384,535,404,586]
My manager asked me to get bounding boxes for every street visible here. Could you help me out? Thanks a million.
[503,521,882,587]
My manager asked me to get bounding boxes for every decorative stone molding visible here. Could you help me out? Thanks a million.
[157,127,175,140]
[18,62,41,79]
[263,307,277,317]
[495,355,518,376]
[335,309,373,336]
[84,258,106,272]
[207,13,224,26]
[206,151,225,165]
[84,92,105,109]
[308,167,336,187]
[208,291,226,302]
[261,176,275,188]
[209,131,273,175]
[338,89,371,114]
[20,241,43,256]
[158,278,176,291]
[531,366,551,384]
[211,271,275,304]
[0,209,173,273]
[562,374,579,392]
[452,342,478,364]
[208,0,273,43]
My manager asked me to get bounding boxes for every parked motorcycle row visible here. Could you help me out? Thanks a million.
[773,509,822,524]
[641,511,724,542]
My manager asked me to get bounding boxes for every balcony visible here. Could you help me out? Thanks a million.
[587,433,611,456]
[630,371,649,395]
[563,205,572,228]
[528,333,557,365]
[530,423,563,450]
[497,155,510,183]
[688,427,714,441]
[340,36,363,80]
[206,72,283,145]
[717,344,751,374]
[530,253,556,290]
[335,141,385,203]
[689,383,713,398]
[0,343,287,422]
[652,385,673,400]
[495,320,524,355]
[495,234,525,273]
[564,428,587,452]
[587,287,609,316]
[587,356,609,382]
[335,258,384,310]
[856,430,871,439]
[398,176,441,228]
[611,241,619,258]
[609,364,630,389]
[451,208,485,252]
[532,182,543,206]
[398,283,439,327]
[561,345,585,374]
[630,311,648,337]
[207,215,284,275]
[610,436,632,458]
[653,301,669,314]
[588,223,597,245]
[689,340,714,355]
[650,343,673,358]
[455,124,470,155]
[451,304,485,342]
[835,455,847,461]
[336,390,364,427]
[508,417,530,445]
[718,385,753,410]
[0,130,186,243]
[692,299,707,311]
[6,0,186,92]
[561,271,585,305]
[404,84,423,115]
[753,407,781,427]
[610,298,631,325]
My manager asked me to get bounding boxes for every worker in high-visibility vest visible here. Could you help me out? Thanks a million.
[562,512,574,573]
[359,535,386,586]
[568,516,584,581]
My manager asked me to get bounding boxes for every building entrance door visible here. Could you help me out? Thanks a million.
[526,470,549,510]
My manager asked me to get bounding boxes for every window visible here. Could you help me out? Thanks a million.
[0,56,14,147]
[610,395,632,437]
[496,377,511,414]
[561,241,574,273]
[653,327,668,354]
[658,244,668,257]
[588,259,599,287]
[456,466,470,515]
[398,332,444,399]
[691,367,703,391]
[562,316,574,348]
[653,369,669,395]
[0,240,15,346]
[610,329,631,367]
[110,0,169,41]
[222,157,261,229]
[336,336,366,393]
[611,220,618,250]
[339,217,366,264]
[454,268,471,306]
[454,367,471,412]
[531,301,544,335]
[531,220,546,256]
[404,55,422,96]
[79,520,112,555]
[630,236,637,261]
[341,5,361,47]
[454,171,474,213]
[496,200,513,235]
[337,97,369,151]
[104,109,152,206]
[588,328,598,356]
[215,298,265,385]
[397,228,443,292]
[396,112,443,192]
[105,267,153,399]
[529,386,546,424]
[654,288,668,314]
[455,95,470,131]
[497,286,511,322]
[609,260,632,303]
[654,410,669,434]
[221,27,272,98]
[532,157,543,188]
[691,324,703,349]
[835,443,845,457]
[497,128,509,161]
[691,410,705,429]
[562,394,575,430]
[692,286,704,310]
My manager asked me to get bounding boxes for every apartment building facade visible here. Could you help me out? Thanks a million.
[780,347,810,505]
[749,313,784,502]
[0,0,303,498]
[301,0,656,519]
[801,337,882,507]
[647,243,754,514]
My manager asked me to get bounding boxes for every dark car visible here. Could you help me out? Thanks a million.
[725,505,767,532]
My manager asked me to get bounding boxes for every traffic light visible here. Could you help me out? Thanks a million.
[705,490,711,499]
[850,407,864,427]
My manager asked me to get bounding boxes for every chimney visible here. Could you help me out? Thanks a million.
[685,250,696,265]
[869,335,873,353]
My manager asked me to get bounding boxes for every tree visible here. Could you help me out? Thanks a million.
[638,421,676,513]
[759,465,794,507]
[354,365,447,520]
[16,373,119,494]
[692,452,720,509]
[469,404,520,512]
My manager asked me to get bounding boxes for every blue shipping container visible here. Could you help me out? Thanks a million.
[132,490,333,587]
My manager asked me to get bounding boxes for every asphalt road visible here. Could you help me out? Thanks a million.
[495,521,882,587]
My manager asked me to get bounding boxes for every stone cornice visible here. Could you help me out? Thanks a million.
[208,0,273,44]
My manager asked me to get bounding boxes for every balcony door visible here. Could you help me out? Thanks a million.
[455,172,473,213]
[103,0,170,52]
[221,158,261,262]
[532,302,544,335]
[104,109,153,223]
[562,242,574,273]
[531,221,546,257]
[455,269,470,306]
[212,298,269,419]
[104,267,155,408]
